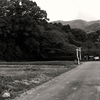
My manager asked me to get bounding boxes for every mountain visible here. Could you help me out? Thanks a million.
[52,19,100,33]
[85,23,100,33]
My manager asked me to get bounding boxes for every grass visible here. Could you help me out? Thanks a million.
[0,61,77,100]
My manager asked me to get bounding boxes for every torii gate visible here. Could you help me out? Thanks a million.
[76,47,82,65]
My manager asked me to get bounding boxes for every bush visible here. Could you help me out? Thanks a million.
[47,55,77,61]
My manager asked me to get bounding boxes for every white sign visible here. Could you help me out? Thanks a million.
[94,56,99,60]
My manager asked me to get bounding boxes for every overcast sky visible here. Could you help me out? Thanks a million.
[34,0,100,22]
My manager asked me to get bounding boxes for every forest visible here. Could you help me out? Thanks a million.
[0,0,100,61]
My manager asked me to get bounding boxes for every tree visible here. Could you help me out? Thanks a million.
[0,0,48,20]
[0,0,88,61]
[62,24,71,32]
[88,30,100,43]
[0,0,50,61]
[71,28,87,42]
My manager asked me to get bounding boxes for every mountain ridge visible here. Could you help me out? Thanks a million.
[52,19,100,33]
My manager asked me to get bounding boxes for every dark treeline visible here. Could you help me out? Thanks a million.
[0,0,100,61]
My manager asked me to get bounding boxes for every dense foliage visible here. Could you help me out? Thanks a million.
[0,0,99,61]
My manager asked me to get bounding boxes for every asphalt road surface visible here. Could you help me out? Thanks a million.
[14,61,100,100]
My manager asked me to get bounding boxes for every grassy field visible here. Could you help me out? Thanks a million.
[0,61,77,100]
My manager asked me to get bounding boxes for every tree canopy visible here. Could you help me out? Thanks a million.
[0,0,99,61]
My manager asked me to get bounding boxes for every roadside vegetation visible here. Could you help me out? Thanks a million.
[0,61,77,99]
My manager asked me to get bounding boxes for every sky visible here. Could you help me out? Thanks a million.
[33,0,100,22]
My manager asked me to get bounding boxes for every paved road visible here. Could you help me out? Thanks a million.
[14,61,100,100]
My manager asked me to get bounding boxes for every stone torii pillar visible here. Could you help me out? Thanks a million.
[78,47,82,60]
[76,47,82,65]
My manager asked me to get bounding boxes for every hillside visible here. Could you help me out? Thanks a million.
[52,19,100,33]
[86,23,100,33]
